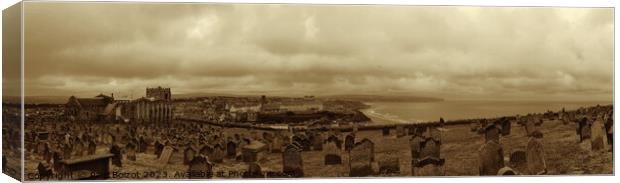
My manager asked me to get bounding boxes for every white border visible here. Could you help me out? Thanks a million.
[1,1,618,183]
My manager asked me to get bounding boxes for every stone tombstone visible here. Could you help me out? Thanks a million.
[184,146,197,165]
[349,138,374,177]
[188,155,213,179]
[524,120,538,137]
[282,144,304,177]
[312,133,324,151]
[591,119,608,151]
[126,143,137,161]
[326,135,342,149]
[526,137,547,175]
[110,144,123,167]
[484,124,501,143]
[323,141,342,165]
[158,146,175,164]
[211,144,225,163]
[429,127,442,142]
[271,135,284,153]
[88,140,97,155]
[478,141,504,176]
[419,138,440,159]
[578,118,592,142]
[138,137,148,153]
[410,135,424,160]
[345,134,355,152]
[500,118,511,136]
[396,125,406,137]
[227,141,237,159]
[412,157,445,176]
[382,127,390,136]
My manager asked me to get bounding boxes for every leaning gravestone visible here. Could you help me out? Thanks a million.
[349,138,374,177]
[187,155,213,179]
[478,141,504,175]
[590,119,607,151]
[282,144,304,177]
[526,136,547,175]
[500,119,511,136]
[158,146,175,165]
[578,118,592,143]
[324,141,342,165]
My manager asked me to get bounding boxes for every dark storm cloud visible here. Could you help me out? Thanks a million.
[23,2,613,101]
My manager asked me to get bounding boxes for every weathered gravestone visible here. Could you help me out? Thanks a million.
[345,134,355,152]
[349,138,374,177]
[324,140,342,165]
[591,118,608,151]
[270,136,284,153]
[110,144,123,167]
[410,135,424,160]
[478,141,504,175]
[282,144,304,177]
[158,146,175,165]
[484,124,501,143]
[227,141,237,159]
[577,117,592,143]
[419,138,441,159]
[412,157,445,176]
[125,143,137,161]
[184,146,196,165]
[211,144,225,163]
[187,155,213,179]
[526,132,547,175]
[242,141,266,163]
[326,135,342,150]
[500,118,511,136]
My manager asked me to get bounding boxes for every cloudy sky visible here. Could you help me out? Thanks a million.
[22,2,613,101]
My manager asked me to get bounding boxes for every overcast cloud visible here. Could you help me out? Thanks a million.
[22,2,613,101]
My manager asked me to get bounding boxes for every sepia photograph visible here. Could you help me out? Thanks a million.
[1,0,615,181]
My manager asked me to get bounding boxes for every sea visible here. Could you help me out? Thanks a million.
[361,100,613,124]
